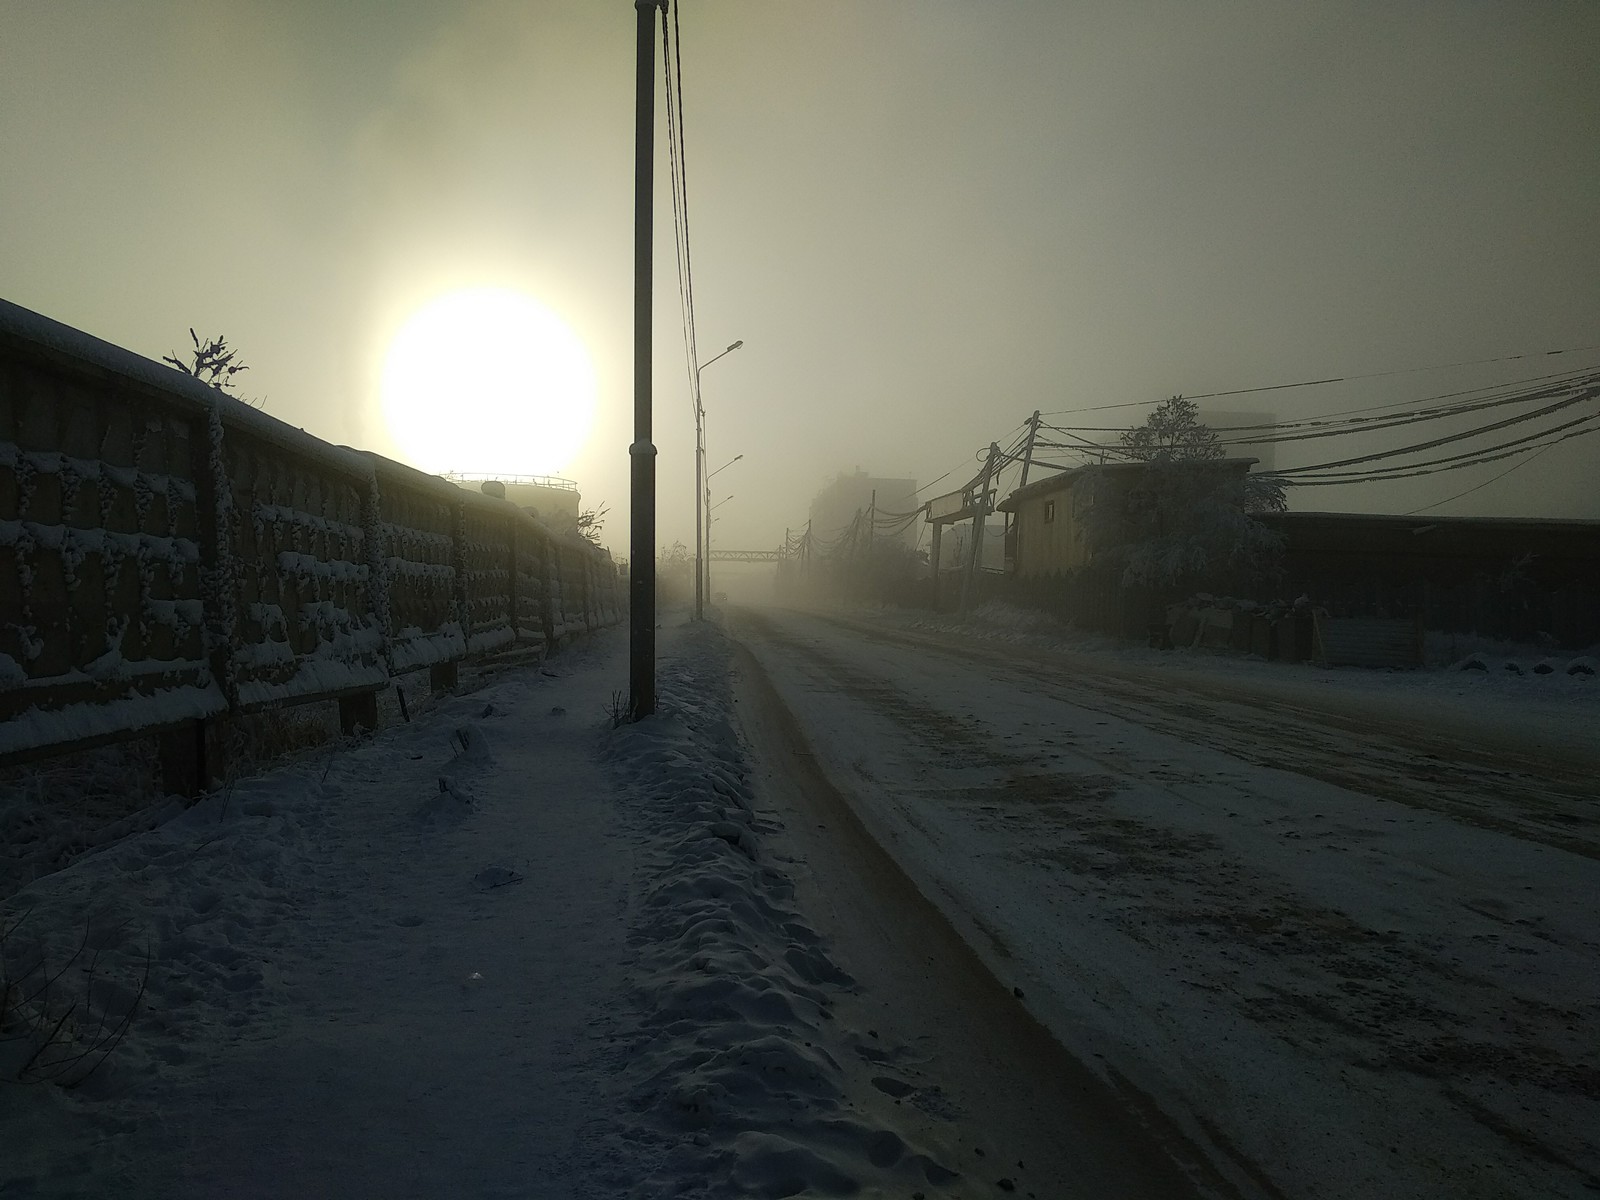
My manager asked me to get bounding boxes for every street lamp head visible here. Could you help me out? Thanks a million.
[707,453,744,481]
[697,340,745,376]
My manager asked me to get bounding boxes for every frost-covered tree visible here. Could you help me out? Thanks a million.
[1083,397,1286,591]
[1119,395,1222,462]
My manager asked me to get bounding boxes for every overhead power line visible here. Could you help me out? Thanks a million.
[1040,365,1600,442]
[1283,414,1600,483]
[1027,369,1600,497]
[1290,422,1600,487]
[662,5,699,414]
[1274,387,1598,477]
[1405,441,1564,515]
[1037,343,1600,418]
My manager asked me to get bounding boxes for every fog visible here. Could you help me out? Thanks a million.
[4,0,1597,561]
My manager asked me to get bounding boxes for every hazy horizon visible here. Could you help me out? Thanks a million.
[5,0,1597,558]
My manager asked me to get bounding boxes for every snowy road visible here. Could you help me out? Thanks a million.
[731,605,1600,1200]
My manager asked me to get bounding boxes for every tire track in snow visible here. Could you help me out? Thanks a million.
[803,610,1600,859]
[734,606,1600,1200]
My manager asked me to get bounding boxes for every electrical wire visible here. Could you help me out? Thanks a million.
[1277,410,1600,482]
[1036,344,1600,418]
[1287,421,1600,486]
[662,4,701,421]
[910,420,1029,498]
[1403,440,1566,514]
[1023,374,1600,499]
[1273,389,1597,477]
[1040,367,1600,445]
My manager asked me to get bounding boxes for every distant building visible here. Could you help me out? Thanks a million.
[1259,510,1600,646]
[998,458,1259,578]
[809,468,918,545]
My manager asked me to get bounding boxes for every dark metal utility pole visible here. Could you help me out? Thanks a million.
[1018,409,1042,489]
[629,0,664,720]
[1006,409,1042,572]
[959,442,1000,617]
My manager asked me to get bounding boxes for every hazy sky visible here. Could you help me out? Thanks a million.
[4,0,1598,557]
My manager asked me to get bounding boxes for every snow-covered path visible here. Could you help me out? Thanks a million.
[731,605,1600,1200]
[3,640,639,1197]
[14,615,1203,1199]
[6,605,1594,1198]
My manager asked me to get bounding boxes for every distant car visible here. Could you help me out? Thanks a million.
[714,591,728,605]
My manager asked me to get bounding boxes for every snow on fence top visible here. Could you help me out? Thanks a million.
[0,298,622,763]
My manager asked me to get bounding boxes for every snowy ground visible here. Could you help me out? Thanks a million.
[733,602,1600,1200]
[1,616,1065,1199]
[3,600,1595,1198]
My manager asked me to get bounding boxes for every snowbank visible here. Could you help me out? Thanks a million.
[600,623,969,1198]
[0,619,976,1198]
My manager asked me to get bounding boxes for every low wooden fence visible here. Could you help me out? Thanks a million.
[0,299,622,787]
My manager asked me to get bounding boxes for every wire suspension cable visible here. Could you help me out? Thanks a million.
[1405,441,1566,515]
[661,15,694,412]
[1278,410,1600,482]
[1273,390,1596,476]
[1037,345,1600,417]
[1286,421,1600,486]
[1039,366,1600,444]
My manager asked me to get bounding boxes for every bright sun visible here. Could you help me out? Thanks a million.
[380,287,597,477]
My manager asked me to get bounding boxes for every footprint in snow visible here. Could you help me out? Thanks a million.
[473,866,523,890]
[871,1075,915,1098]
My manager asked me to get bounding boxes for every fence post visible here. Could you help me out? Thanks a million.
[179,399,240,794]
[158,720,210,799]
[449,496,470,649]
[338,691,379,734]
[507,515,520,642]
[361,460,394,675]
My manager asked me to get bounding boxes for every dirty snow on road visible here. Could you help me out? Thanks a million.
[731,604,1600,1200]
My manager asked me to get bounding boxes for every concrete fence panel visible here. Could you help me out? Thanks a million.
[0,298,622,772]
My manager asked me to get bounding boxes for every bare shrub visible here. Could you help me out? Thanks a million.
[0,910,148,1088]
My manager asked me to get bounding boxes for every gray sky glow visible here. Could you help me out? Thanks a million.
[4,0,1597,557]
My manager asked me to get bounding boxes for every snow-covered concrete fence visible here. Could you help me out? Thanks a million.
[0,298,621,787]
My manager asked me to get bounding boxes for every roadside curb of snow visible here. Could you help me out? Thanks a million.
[603,621,966,1200]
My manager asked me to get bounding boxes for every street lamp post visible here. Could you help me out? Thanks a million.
[705,454,742,603]
[693,340,743,621]
[707,493,734,603]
